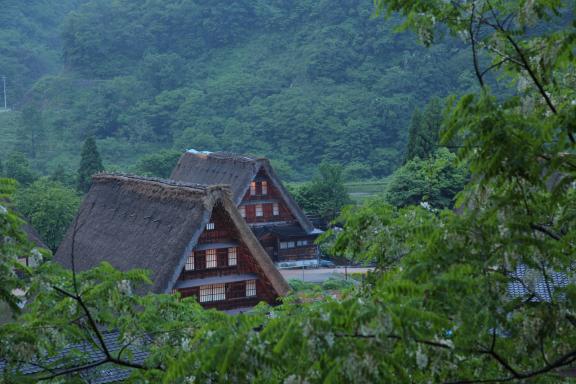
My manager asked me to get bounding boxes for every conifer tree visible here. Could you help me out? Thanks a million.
[77,137,104,193]
[404,98,442,162]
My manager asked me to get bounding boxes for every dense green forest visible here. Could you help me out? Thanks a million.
[0,0,84,103]
[0,0,477,180]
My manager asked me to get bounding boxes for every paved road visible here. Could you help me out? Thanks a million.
[280,267,374,283]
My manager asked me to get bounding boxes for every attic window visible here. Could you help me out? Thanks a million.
[206,249,217,268]
[200,284,226,302]
[261,181,268,195]
[246,280,256,297]
[255,204,263,217]
[250,181,257,196]
[228,247,237,266]
[185,253,195,271]
[206,222,215,230]
[239,206,246,218]
[273,203,279,216]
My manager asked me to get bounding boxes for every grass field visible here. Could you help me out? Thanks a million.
[345,179,388,204]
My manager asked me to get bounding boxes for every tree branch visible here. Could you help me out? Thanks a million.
[469,2,485,87]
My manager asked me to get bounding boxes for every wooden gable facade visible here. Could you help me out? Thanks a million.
[174,201,279,310]
[170,152,323,267]
[239,168,319,264]
[54,174,290,312]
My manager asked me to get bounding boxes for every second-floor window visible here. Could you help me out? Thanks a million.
[206,222,215,230]
[185,253,195,271]
[261,181,268,195]
[250,181,257,195]
[228,247,237,266]
[239,205,246,218]
[273,203,279,216]
[255,204,263,217]
[206,249,217,268]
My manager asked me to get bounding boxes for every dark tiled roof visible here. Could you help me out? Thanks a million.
[507,264,569,302]
[1,331,148,383]
[256,224,312,239]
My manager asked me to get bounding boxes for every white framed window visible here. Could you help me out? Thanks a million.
[246,280,256,297]
[272,203,279,216]
[206,249,217,268]
[280,242,288,249]
[297,240,309,247]
[206,222,215,230]
[200,284,226,302]
[261,181,268,195]
[288,241,295,248]
[239,205,246,218]
[185,253,195,271]
[255,204,263,217]
[228,247,237,266]
[250,181,257,196]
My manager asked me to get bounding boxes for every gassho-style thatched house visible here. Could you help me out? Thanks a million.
[54,173,290,311]
[171,150,323,268]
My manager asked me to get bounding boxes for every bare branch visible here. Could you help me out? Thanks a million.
[469,1,485,87]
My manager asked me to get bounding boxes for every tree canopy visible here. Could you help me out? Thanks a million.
[292,163,352,223]
[14,179,80,251]
[77,137,104,193]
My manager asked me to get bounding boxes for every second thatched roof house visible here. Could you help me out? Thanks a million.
[54,174,289,311]
[171,150,323,268]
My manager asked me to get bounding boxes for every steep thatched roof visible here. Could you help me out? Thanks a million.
[54,173,289,296]
[170,151,314,233]
[21,222,48,250]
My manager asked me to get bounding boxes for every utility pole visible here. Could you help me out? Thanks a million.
[2,76,6,110]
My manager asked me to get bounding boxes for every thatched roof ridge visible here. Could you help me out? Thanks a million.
[54,173,289,297]
[93,172,231,197]
[170,151,314,233]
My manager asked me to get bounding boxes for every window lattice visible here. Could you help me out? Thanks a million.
[206,222,215,230]
[199,284,226,302]
[255,204,263,217]
[206,249,217,268]
[228,247,237,266]
[185,253,195,270]
[246,280,256,297]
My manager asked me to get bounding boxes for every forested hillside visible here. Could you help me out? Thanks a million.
[0,0,85,103]
[2,0,476,179]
